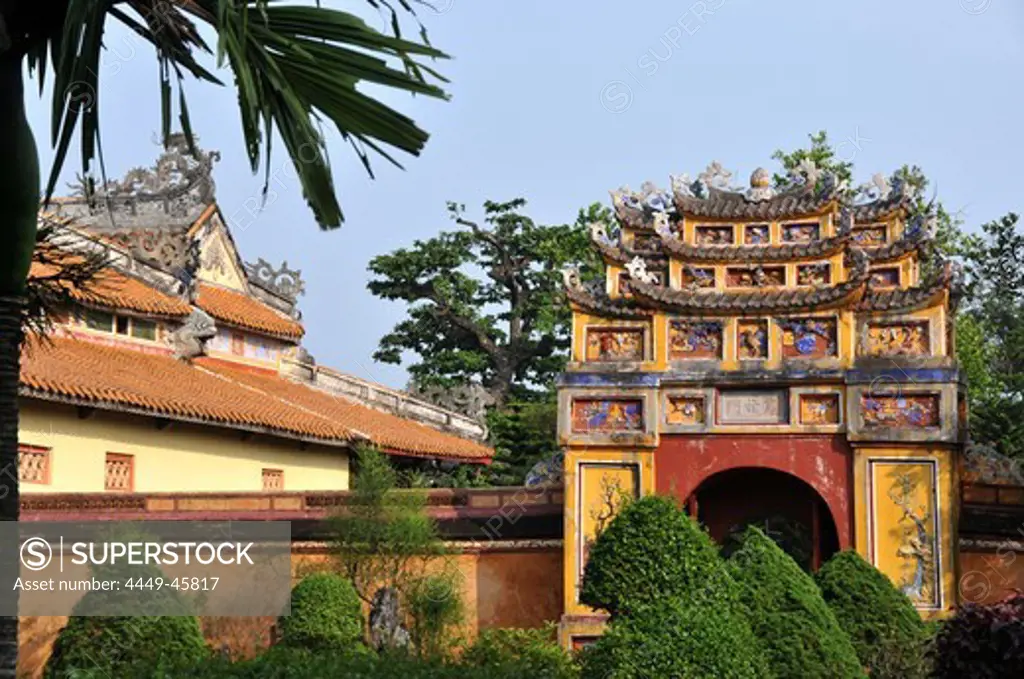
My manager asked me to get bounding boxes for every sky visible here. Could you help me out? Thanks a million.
[24,0,1024,390]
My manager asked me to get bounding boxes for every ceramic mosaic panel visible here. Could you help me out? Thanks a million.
[695,225,734,245]
[869,267,901,288]
[726,266,785,288]
[632,233,660,252]
[780,318,838,359]
[718,389,788,424]
[571,399,644,433]
[669,320,723,360]
[854,224,888,246]
[781,222,820,243]
[861,394,940,428]
[665,396,706,426]
[864,321,930,357]
[744,224,770,244]
[585,327,646,362]
[680,266,716,289]
[737,319,769,360]
[796,262,832,286]
[617,269,666,295]
[578,463,640,591]
[799,394,841,425]
[869,460,941,608]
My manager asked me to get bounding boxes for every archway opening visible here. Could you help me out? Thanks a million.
[688,467,839,572]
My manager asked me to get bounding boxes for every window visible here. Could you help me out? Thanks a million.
[231,332,245,356]
[105,453,134,492]
[18,445,50,485]
[83,309,114,332]
[81,310,159,342]
[262,468,284,492]
[130,319,157,341]
[115,315,130,335]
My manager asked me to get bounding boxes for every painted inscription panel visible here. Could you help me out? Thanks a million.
[854,224,888,246]
[782,222,820,243]
[799,394,841,425]
[586,327,646,362]
[578,463,640,591]
[864,321,930,357]
[726,266,785,288]
[861,394,940,428]
[571,399,644,433]
[869,267,901,288]
[869,460,941,608]
[744,224,770,244]
[669,320,723,360]
[796,262,832,286]
[665,396,706,426]
[718,389,788,425]
[695,225,735,245]
[780,318,838,359]
[737,319,769,360]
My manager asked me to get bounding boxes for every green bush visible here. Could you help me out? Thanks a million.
[405,571,465,660]
[579,596,771,679]
[461,625,577,679]
[45,614,208,678]
[728,527,864,678]
[931,593,1024,678]
[815,550,928,678]
[580,495,734,616]
[277,573,364,651]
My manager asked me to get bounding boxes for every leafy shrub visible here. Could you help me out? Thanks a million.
[931,593,1024,678]
[728,527,864,678]
[45,614,207,678]
[277,573,364,651]
[579,595,770,679]
[815,550,928,678]
[405,571,465,660]
[580,495,734,616]
[461,624,577,679]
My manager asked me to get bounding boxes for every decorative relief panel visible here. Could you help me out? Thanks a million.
[796,262,831,286]
[680,266,715,289]
[695,225,734,245]
[869,461,941,609]
[618,269,666,295]
[744,224,770,244]
[861,394,940,428]
[863,321,930,357]
[726,266,785,288]
[578,463,640,592]
[737,319,769,360]
[669,320,723,360]
[853,224,888,246]
[869,267,901,288]
[631,233,661,252]
[665,396,706,426]
[585,327,646,362]
[571,399,644,433]
[718,389,788,425]
[799,394,840,425]
[781,222,820,243]
[779,318,838,359]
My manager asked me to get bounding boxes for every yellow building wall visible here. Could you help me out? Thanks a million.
[18,401,349,494]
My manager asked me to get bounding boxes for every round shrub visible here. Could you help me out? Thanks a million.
[728,527,864,678]
[931,593,1024,679]
[580,495,734,617]
[278,573,364,650]
[579,595,771,679]
[815,550,928,678]
[45,614,207,678]
[461,625,577,679]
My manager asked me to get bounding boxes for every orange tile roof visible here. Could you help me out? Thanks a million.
[196,283,304,340]
[20,336,492,463]
[29,262,192,318]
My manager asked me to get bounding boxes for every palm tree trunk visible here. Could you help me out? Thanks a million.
[0,50,40,677]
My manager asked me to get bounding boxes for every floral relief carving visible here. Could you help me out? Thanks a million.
[864,322,930,357]
[737,320,769,360]
[669,321,723,360]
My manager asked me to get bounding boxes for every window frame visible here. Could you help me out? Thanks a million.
[104,452,135,493]
[18,444,52,485]
[262,468,284,492]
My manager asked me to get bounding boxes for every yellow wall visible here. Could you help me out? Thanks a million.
[18,400,349,494]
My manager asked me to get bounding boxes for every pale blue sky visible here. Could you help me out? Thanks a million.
[25,0,1024,389]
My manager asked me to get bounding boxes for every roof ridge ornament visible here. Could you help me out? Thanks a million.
[245,257,306,301]
[589,221,617,248]
[625,256,659,285]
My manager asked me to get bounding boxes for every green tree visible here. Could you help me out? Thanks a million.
[368,200,605,408]
[1,2,450,670]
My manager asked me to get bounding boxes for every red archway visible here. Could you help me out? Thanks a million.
[655,434,853,553]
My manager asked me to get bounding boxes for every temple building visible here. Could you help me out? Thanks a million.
[557,160,965,645]
[17,137,491,497]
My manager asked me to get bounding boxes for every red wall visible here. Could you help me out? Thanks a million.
[655,434,853,549]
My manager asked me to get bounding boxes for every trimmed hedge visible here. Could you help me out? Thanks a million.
[815,550,928,678]
[580,495,734,616]
[579,596,771,679]
[728,527,864,678]
[278,573,364,651]
[461,625,578,679]
[932,593,1024,679]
